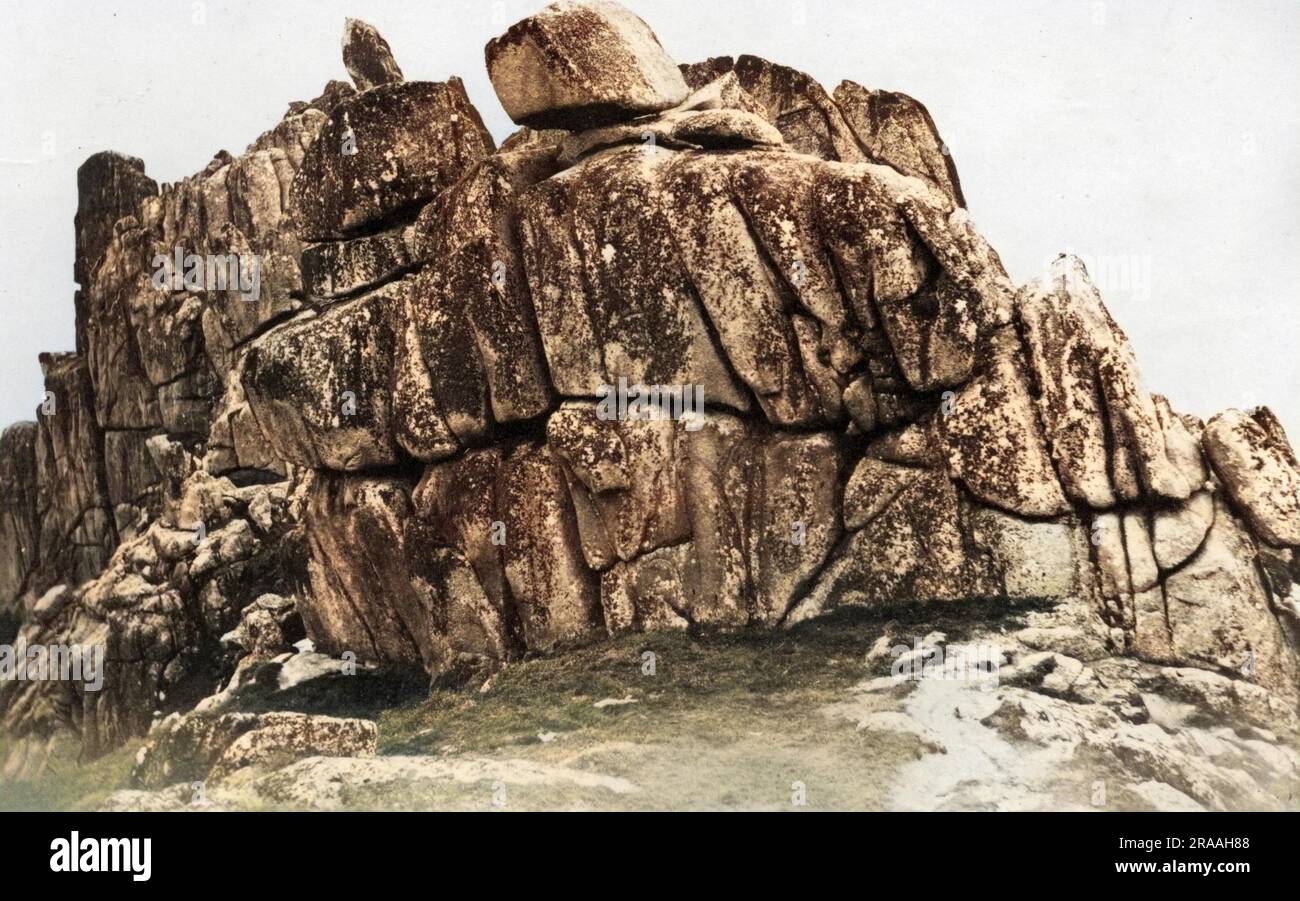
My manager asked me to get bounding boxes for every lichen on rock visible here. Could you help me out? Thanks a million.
[1,2,1297,794]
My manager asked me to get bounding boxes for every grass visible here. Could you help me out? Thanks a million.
[3,598,1047,811]
[379,598,1038,755]
[0,737,144,812]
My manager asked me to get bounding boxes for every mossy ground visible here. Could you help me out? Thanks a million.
[385,598,1035,750]
[0,738,143,812]
[355,601,1032,811]
[3,599,1050,811]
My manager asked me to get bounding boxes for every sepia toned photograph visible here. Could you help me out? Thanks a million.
[0,0,1294,884]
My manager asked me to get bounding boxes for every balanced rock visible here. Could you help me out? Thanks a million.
[2,0,1299,774]
[486,0,690,129]
[342,18,404,91]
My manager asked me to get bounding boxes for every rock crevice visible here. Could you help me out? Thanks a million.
[2,1,1297,771]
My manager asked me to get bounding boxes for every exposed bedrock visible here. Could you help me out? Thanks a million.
[0,422,40,630]
[250,142,1008,461]
[1204,407,1300,548]
[2,2,1297,769]
[287,79,495,242]
[0,464,307,759]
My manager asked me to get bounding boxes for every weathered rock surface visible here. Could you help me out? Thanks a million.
[132,710,376,788]
[342,18,404,91]
[1160,494,1297,692]
[1019,255,1199,507]
[33,354,116,595]
[0,463,306,763]
[301,228,412,300]
[400,144,559,450]
[287,80,494,241]
[487,0,689,129]
[679,56,966,208]
[300,441,606,676]
[2,2,1297,779]
[693,55,865,163]
[1205,407,1300,548]
[242,280,407,471]
[833,81,965,207]
[0,423,40,622]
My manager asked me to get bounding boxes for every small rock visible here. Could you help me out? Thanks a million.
[31,584,71,623]
[342,18,404,92]
[217,519,258,564]
[1140,692,1199,731]
[593,696,639,709]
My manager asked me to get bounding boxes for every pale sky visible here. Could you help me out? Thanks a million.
[1,0,1296,436]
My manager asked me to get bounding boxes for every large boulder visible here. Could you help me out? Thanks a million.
[486,0,689,129]
[789,461,1002,624]
[299,442,608,676]
[287,80,494,241]
[301,228,412,301]
[132,710,376,788]
[1161,495,1298,700]
[1204,407,1300,548]
[241,282,407,471]
[938,331,1071,518]
[518,144,1006,429]
[549,404,843,628]
[681,57,966,207]
[395,144,560,459]
[1019,255,1200,507]
[833,81,965,207]
[299,472,431,669]
[6,0,1300,774]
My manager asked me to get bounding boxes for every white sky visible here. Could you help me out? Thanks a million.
[1,0,1297,437]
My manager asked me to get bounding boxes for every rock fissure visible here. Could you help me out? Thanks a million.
[1,3,1297,780]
